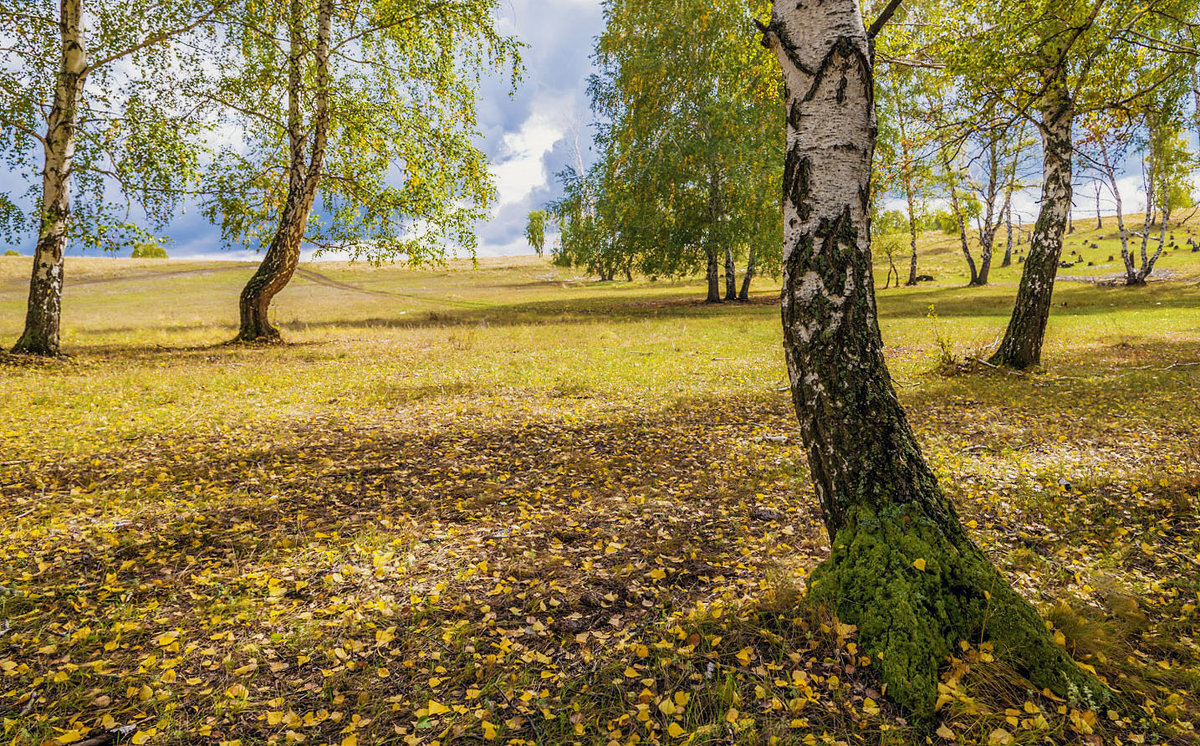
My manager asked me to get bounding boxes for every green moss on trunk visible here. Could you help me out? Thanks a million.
[809,504,1108,720]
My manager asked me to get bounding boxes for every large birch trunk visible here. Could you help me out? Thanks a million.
[762,0,1103,717]
[989,75,1074,369]
[12,0,87,357]
[235,0,331,343]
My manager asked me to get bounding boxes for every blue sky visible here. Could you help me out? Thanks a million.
[0,0,605,261]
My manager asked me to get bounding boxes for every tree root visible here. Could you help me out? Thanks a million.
[809,504,1108,720]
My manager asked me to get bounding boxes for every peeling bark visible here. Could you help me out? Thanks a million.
[763,0,1104,717]
[12,0,87,357]
[235,0,332,343]
[990,71,1073,369]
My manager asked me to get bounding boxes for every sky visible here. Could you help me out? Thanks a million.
[0,0,1175,262]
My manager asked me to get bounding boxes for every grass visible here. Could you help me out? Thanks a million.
[1,220,1199,746]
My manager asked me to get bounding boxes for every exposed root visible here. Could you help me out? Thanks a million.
[809,504,1108,720]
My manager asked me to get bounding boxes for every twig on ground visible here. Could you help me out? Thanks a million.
[19,690,38,717]
[75,724,139,746]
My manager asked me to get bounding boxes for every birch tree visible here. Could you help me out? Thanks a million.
[1,0,224,356]
[1084,102,1195,286]
[928,0,1196,368]
[201,0,519,343]
[580,0,783,302]
[525,210,547,255]
[876,67,934,286]
[760,0,1105,717]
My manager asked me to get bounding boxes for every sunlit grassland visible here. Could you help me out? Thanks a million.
[0,225,1198,745]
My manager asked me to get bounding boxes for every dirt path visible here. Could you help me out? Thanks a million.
[294,267,488,310]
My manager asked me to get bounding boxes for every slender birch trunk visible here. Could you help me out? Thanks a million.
[762,0,1103,717]
[898,114,920,286]
[1099,142,1137,284]
[738,243,756,300]
[724,245,737,300]
[1138,209,1167,283]
[990,71,1074,369]
[904,177,919,285]
[1003,202,1013,267]
[977,224,994,285]
[235,0,331,343]
[703,248,721,302]
[946,174,979,285]
[970,141,1002,286]
[12,0,87,356]
[704,165,724,303]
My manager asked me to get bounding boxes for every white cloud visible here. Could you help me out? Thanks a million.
[489,93,576,209]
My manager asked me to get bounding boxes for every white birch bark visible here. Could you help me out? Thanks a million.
[12,0,87,356]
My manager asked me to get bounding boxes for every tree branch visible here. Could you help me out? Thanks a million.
[332,0,455,52]
[868,0,904,39]
[85,1,228,74]
[0,113,45,145]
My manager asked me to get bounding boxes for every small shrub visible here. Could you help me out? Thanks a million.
[131,241,168,259]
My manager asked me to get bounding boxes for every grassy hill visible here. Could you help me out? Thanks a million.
[0,225,1198,745]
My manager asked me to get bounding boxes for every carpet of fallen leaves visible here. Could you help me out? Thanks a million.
[1,346,1199,745]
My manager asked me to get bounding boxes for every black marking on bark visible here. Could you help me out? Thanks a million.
[759,17,816,76]
[802,36,874,107]
[783,150,813,222]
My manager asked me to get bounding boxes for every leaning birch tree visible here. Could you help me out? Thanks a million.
[759,0,1106,717]
[1,0,224,356]
[201,0,519,343]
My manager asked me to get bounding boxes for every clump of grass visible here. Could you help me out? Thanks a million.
[926,304,962,375]
[549,374,591,398]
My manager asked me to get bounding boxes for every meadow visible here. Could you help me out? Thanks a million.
[1,221,1199,745]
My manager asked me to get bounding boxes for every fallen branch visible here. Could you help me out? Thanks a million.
[75,725,139,746]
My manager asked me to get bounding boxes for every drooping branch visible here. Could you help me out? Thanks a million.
[85,1,229,73]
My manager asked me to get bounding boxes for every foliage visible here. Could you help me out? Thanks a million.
[3,250,18,257]
[197,0,521,264]
[0,0,215,253]
[551,0,783,284]
[525,210,548,255]
[874,210,909,237]
[130,241,169,259]
[875,60,936,234]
